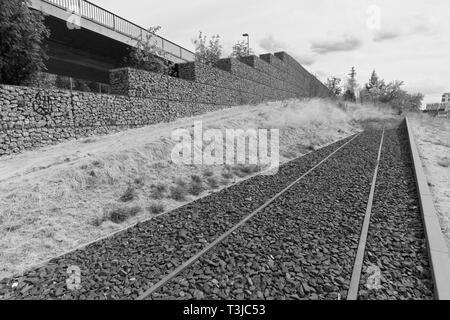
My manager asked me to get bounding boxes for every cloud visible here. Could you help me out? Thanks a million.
[310,35,362,54]
[373,30,402,42]
[258,35,286,52]
[373,15,438,43]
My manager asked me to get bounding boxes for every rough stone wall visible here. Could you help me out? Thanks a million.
[0,51,331,156]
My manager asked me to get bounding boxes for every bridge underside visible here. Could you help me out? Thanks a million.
[43,15,130,83]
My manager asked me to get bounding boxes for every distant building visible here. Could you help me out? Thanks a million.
[424,101,450,117]
[442,93,450,103]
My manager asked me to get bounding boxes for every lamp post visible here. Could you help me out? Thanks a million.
[242,33,249,56]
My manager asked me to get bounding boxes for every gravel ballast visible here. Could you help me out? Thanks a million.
[148,130,384,300]
[358,125,434,300]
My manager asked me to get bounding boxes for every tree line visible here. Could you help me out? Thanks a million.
[325,67,424,112]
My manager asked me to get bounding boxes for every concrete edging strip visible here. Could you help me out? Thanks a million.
[405,116,450,300]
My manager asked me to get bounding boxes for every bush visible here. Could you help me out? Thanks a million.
[0,0,49,85]
[193,31,222,66]
[230,40,252,59]
[125,26,172,74]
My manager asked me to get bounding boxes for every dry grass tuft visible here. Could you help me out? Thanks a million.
[93,206,142,225]
[203,169,214,177]
[147,203,165,215]
[206,177,220,189]
[170,179,188,201]
[189,175,204,196]
[150,184,167,200]
[119,186,137,202]
[108,206,142,224]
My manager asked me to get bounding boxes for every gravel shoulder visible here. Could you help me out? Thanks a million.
[408,114,450,250]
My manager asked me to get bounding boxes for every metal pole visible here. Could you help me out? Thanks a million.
[247,35,250,55]
[242,33,250,56]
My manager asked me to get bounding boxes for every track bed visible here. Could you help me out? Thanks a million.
[0,123,436,300]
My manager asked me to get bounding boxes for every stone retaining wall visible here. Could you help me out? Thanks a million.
[0,51,331,156]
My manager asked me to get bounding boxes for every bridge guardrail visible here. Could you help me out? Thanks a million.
[40,0,196,62]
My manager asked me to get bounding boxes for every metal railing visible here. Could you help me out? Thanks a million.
[40,0,195,62]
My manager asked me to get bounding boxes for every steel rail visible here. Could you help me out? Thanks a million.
[347,129,385,300]
[137,133,362,300]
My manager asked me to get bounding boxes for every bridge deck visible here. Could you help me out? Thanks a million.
[29,0,195,64]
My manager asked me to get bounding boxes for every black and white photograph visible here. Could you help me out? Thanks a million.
[0,0,449,309]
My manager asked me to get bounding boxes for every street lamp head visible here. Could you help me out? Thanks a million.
[242,33,249,37]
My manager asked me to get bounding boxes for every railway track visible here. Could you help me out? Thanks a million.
[0,120,447,300]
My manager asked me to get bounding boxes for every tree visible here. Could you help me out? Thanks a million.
[193,32,222,66]
[230,40,252,59]
[347,67,357,91]
[126,26,173,74]
[378,80,404,104]
[361,70,386,104]
[325,77,342,96]
[343,67,357,102]
[0,0,49,85]
[366,70,381,91]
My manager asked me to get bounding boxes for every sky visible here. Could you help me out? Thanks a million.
[94,0,450,105]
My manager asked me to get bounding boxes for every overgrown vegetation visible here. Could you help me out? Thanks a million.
[193,31,222,66]
[126,26,174,75]
[0,0,49,85]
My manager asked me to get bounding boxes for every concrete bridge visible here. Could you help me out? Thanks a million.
[29,0,195,83]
